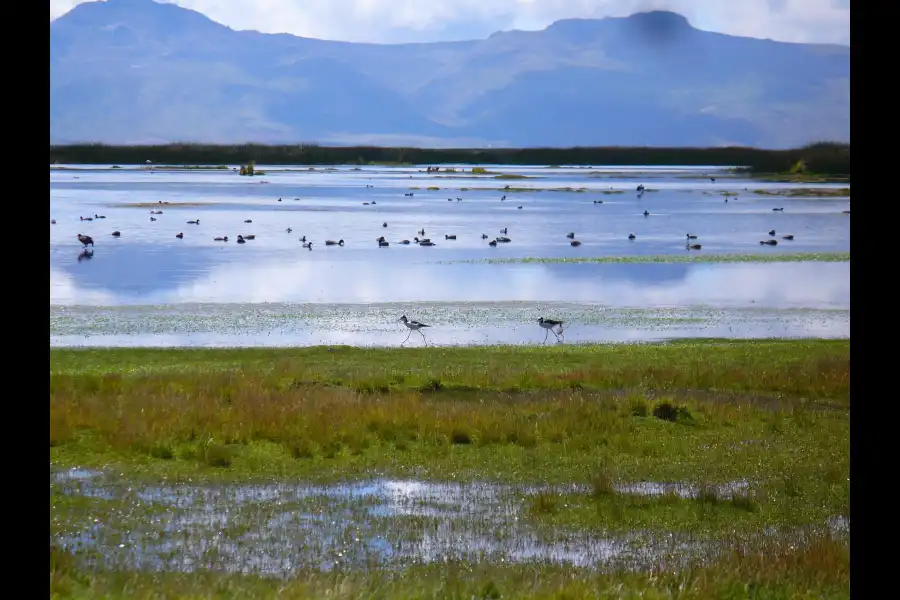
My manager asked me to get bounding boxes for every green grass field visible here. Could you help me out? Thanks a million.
[50,340,850,599]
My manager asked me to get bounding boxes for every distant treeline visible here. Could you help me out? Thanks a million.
[49,142,850,175]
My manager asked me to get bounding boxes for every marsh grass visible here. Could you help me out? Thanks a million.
[439,186,586,193]
[49,341,848,598]
[105,201,217,208]
[753,187,850,197]
[49,531,849,599]
[446,253,850,265]
[50,341,848,484]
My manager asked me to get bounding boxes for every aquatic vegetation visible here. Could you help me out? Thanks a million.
[447,253,850,265]
[752,187,850,197]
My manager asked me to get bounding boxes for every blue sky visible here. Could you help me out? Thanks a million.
[49,0,851,46]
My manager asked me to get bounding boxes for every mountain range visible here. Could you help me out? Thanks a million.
[49,0,850,148]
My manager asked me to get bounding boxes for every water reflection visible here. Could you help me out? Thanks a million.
[50,166,851,346]
[50,260,849,310]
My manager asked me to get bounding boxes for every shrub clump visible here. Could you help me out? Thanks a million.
[653,401,694,424]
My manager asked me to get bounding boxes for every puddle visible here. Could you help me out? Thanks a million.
[51,472,840,575]
[613,480,750,498]
[51,467,102,482]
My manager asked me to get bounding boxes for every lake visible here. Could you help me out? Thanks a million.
[49,164,850,346]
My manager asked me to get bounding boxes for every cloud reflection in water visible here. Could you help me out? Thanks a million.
[51,260,849,310]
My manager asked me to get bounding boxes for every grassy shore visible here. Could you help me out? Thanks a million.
[50,340,850,599]
[49,142,850,176]
[52,540,850,600]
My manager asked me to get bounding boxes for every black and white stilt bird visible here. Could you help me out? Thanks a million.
[537,317,564,343]
[398,315,430,345]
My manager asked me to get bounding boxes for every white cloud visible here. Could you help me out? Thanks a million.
[50,0,850,45]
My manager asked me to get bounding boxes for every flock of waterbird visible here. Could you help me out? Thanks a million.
[52,171,842,345]
[59,181,803,261]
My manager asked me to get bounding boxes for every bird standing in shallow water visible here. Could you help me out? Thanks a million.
[537,317,564,343]
[398,316,430,345]
[77,234,93,247]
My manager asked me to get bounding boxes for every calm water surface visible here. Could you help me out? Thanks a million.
[49,165,850,346]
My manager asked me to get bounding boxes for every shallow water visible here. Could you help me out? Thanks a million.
[50,303,849,347]
[50,165,850,346]
[50,468,846,575]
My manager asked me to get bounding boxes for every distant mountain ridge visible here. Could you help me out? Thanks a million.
[49,0,850,148]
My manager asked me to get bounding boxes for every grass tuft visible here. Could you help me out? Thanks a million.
[204,443,233,468]
[652,401,693,424]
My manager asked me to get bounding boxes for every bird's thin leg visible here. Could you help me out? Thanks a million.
[419,329,427,345]
[543,329,549,344]
[401,330,412,345]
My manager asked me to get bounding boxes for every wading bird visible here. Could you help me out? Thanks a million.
[399,315,430,345]
[537,317,565,343]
